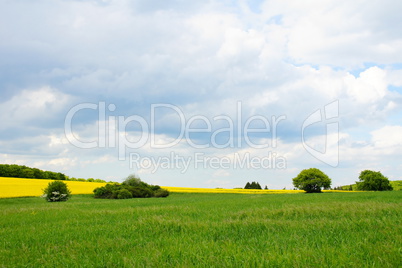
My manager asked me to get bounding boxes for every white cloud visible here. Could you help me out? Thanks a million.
[1,0,402,187]
[260,0,402,67]
[0,87,71,128]
[371,125,402,148]
[345,67,387,103]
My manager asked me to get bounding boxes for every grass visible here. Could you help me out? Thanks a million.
[0,191,401,267]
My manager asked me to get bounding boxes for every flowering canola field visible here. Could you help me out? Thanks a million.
[159,187,353,194]
[163,186,304,194]
[0,177,107,198]
[0,177,355,198]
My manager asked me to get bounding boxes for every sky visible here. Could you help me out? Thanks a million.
[1,0,402,189]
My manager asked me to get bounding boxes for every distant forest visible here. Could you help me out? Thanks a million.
[0,164,106,182]
[0,164,67,180]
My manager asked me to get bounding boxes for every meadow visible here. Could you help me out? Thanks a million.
[0,191,401,267]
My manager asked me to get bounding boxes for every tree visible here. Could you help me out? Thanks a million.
[244,181,262,189]
[123,174,143,187]
[292,168,331,193]
[356,170,393,191]
[42,181,71,202]
[93,175,169,199]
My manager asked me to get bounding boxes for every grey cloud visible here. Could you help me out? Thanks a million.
[0,0,401,186]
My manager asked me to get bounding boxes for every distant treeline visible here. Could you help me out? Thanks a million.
[0,164,107,183]
[333,181,402,191]
[244,181,262,189]
[0,164,67,180]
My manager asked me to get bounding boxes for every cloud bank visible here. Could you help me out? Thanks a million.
[1,0,401,188]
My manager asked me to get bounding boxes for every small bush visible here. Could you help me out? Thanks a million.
[154,189,170,198]
[93,176,167,200]
[150,185,161,191]
[129,187,153,198]
[42,181,71,202]
[94,183,121,199]
[117,189,133,199]
[93,186,110,199]
[122,174,142,187]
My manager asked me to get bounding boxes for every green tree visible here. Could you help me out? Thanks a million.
[42,181,71,202]
[245,181,262,189]
[356,170,393,191]
[94,174,168,199]
[123,174,143,187]
[21,167,35,178]
[292,168,331,193]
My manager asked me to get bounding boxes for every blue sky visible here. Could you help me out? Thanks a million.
[1,0,402,189]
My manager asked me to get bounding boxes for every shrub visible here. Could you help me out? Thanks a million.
[42,181,71,202]
[117,189,133,199]
[93,177,166,199]
[94,183,120,199]
[93,186,111,199]
[122,174,142,187]
[293,168,331,193]
[356,170,393,191]
[129,187,153,198]
[154,189,170,198]
[150,185,161,191]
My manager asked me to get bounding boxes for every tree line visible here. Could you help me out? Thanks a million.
[0,164,107,182]
[292,168,394,193]
[244,181,264,189]
[244,168,395,193]
[0,164,67,180]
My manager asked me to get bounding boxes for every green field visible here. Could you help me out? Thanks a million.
[0,192,401,267]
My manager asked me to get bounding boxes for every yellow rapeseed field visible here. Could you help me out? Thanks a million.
[0,177,106,198]
[0,177,356,198]
[162,186,353,194]
[162,187,302,194]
